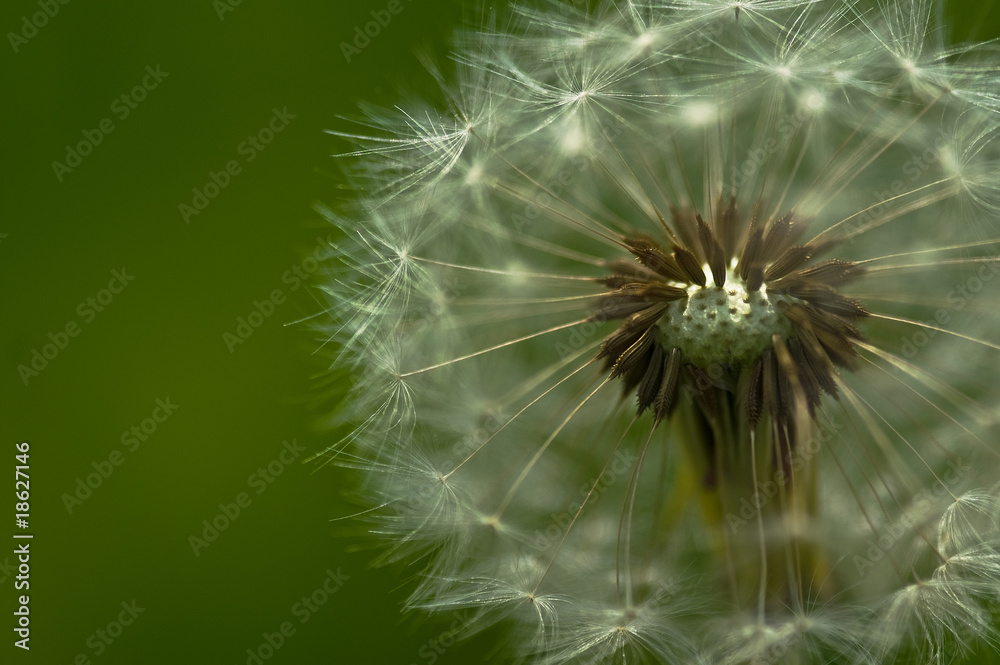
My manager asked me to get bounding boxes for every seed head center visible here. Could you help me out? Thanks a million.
[659,269,795,368]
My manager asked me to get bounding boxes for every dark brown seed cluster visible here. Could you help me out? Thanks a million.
[595,199,869,430]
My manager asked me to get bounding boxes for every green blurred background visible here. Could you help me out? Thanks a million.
[1,1,997,664]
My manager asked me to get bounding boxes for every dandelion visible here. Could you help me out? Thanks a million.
[321,1,1000,662]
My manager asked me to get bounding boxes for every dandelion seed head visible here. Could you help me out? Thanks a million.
[323,1,1000,662]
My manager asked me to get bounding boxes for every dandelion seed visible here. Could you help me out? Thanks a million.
[322,1,1000,662]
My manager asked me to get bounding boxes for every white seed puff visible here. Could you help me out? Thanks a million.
[320,1,1000,663]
